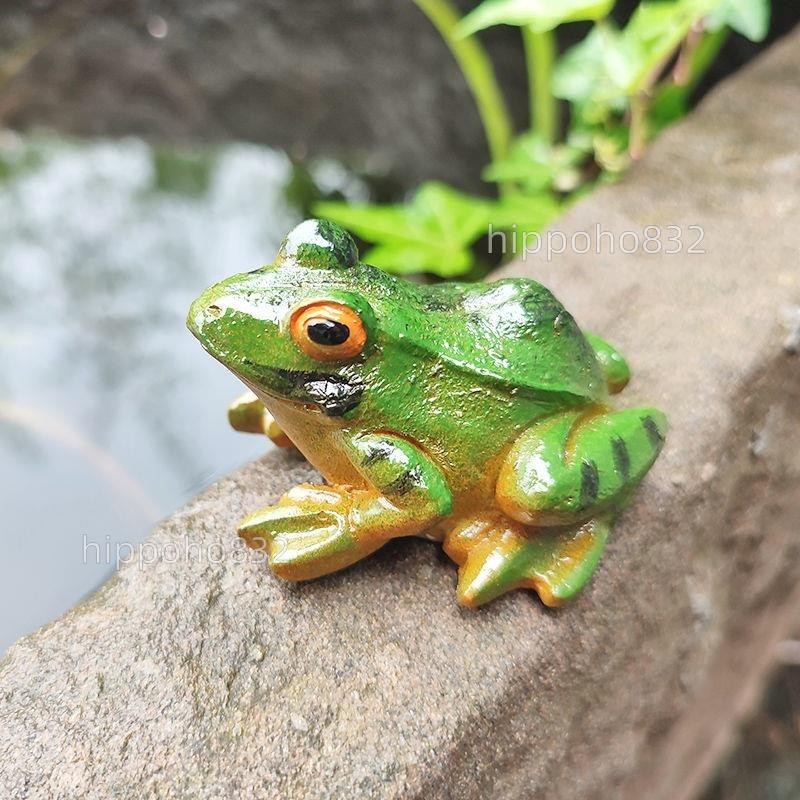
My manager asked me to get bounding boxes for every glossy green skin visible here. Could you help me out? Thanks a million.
[188,219,667,607]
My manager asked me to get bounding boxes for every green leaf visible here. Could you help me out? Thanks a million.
[555,1,717,118]
[612,1,701,94]
[553,26,606,104]
[489,192,561,231]
[648,83,690,133]
[483,131,591,193]
[364,243,472,277]
[484,158,554,191]
[314,182,495,277]
[482,193,562,257]
[457,0,614,36]
[483,133,555,191]
[705,0,769,41]
[553,24,628,123]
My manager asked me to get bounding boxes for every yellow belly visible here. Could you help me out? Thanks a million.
[258,394,366,486]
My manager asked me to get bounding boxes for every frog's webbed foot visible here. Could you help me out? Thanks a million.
[228,390,293,448]
[240,432,453,582]
[239,485,392,580]
[444,513,610,608]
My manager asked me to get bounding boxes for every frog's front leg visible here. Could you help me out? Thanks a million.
[585,332,630,394]
[238,433,453,581]
[228,390,293,448]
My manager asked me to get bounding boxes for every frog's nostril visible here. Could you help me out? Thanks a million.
[207,304,223,319]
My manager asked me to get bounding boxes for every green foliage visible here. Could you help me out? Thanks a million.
[552,24,626,123]
[316,182,559,276]
[314,0,770,278]
[316,183,491,276]
[706,0,770,41]
[614,2,703,93]
[483,131,591,193]
[487,191,562,238]
[553,2,718,119]
[554,0,768,159]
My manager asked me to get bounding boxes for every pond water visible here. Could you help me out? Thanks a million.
[0,134,336,653]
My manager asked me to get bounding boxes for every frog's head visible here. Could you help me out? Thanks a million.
[188,219,386,417]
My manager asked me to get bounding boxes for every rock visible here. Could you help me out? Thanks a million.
[2,28,800,800]
[0,0,528,191]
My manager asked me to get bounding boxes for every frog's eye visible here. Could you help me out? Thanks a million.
[290,301,367,361]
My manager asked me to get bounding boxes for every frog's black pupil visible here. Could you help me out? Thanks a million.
[307,319,350,346]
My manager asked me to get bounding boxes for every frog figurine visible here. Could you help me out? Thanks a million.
[188,219,666,608]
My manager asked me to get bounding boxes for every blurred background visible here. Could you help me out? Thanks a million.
[0,3,799,796]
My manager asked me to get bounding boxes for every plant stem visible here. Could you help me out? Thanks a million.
[412,0,513,192]
[628,30,692,160]
[679,26,730,94]
[628,93,648,160]
[645,25,730,155]
[522,26,557,144]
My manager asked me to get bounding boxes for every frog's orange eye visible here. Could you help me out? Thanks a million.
[290,301,367,361]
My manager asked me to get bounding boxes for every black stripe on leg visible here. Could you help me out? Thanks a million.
[579,459,600,509]
[641,415,665,449]
[383,467,422,497]
[611,435,631,482]
[360,441,394,468]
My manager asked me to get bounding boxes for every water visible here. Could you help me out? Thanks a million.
[0,133,307,653]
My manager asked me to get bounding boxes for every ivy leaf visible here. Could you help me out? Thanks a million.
[553,24,628,123]
[556,1,717,117]
[648,83,690,133]
[363,242,473,276]
[479,193,562,257]
[488,192,561,232]
[456,0,615,36]
[483,132,591,193]
[705,0,769,41]
[314,182,494,277]
[612,1,702,94]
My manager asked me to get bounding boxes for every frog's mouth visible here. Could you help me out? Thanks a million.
[243,364,364,417]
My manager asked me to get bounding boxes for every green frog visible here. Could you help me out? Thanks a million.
[188,219,666,607]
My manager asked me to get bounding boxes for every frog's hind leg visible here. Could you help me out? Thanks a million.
[443,513,610,608]
[496,406,667,528]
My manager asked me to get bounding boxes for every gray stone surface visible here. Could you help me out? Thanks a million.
[0,0,528,190]
[2,29,800,800]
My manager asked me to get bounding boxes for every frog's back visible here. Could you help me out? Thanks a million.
[402,277,605,403]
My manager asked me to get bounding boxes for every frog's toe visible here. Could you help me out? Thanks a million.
[239,504,320,545]
[520,517,610,607]
[238,499,349,574]
[238,484,346,544]
[267,514,356,580]
[444,514,532,608]
[238,483,396,581]
[444,514,611,608]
